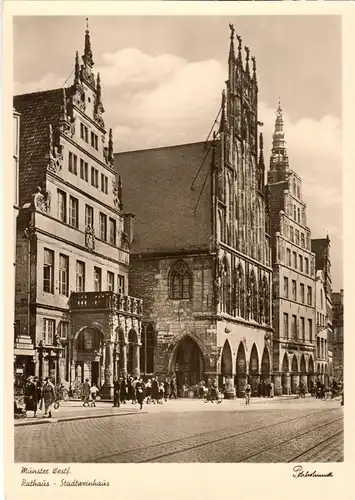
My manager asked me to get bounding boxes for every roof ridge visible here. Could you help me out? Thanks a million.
[114,140,214,156]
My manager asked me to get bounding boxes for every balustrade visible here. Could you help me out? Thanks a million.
[70,291,143,315]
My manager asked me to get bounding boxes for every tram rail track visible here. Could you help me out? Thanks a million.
[93,407,341,463]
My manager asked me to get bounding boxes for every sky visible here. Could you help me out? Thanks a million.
[13,15,343,290]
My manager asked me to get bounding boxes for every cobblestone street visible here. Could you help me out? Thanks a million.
[14,398,343,463]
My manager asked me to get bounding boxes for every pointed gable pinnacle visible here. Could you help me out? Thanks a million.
[237,34,242,62]
[74,51,80,86]
[251,56,257,84]
[82,17,94,68]
[220,90,227,133]
[228,23,235,62]
[245,46,250,75]
[259,132,264,167]
[108,128,114,163]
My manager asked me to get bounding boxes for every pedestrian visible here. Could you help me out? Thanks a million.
[90,382,99,407]
[269,380,274,398]
[120,376,127,404]
[169,376,177,400]
[113,377,121,407]
[198,380,206,399]
[136,377,145,410]
[145,379,152,404]
[42,377,55,418]
[82,378,90,407]
[164,378,170,402]
[266,380,271,398]
[244,383,251,406]
[24,376,38,418]
[158,382,165,404]
[151,376,159,404]
[127,376,134,404]
[34,376,42,413]
[132,376,138,404]
[257,380,263,398]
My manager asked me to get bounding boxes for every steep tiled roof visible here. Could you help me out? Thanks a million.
[13,88,64,206]
[114,141,214,254]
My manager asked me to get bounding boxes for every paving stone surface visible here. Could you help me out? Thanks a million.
[14,398,343,463]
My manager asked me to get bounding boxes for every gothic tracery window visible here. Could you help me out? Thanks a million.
[235,264,244,318]
[169,260,191,300]
[221,257,231,315]
[249,270,258,321]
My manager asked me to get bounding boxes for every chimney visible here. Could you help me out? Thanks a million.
[124,213,135,246]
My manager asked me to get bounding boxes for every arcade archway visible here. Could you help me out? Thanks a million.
[235,342,247,397]
[220,341,234,398]
[291,355,299,394]
[249,343,259,395]
[73,327,104,386]
[173,336,204,392]
[281,353,290,395]
[261,347,271,382]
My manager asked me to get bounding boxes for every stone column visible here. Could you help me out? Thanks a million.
[70,361,76,385]
[120,342,128,376]
[237,374,247,398]
[102,342,114,399]
[282,374,291,395]
[291,374,300,394]
[224,377,235,399]
[273,373,282,396]
[58,350,65,382]
[35,351,40,378]
[132,343,141,378]
[100,342,106,389]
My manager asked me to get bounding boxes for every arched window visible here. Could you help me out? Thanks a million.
[140,323,155,375]
[260,276,270,325]
[169,261,191,300]
[249,271,258,321]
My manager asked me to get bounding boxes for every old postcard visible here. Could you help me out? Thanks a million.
[2,1,354,499]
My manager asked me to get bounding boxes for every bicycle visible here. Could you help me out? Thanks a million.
[203,391,223,404]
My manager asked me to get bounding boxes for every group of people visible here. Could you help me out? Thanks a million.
[15,376,56,418]
[257,379,275,398]
[112,375,178,410]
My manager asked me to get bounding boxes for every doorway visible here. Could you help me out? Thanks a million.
[91,361,100,386]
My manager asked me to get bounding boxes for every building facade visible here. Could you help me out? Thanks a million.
[267,103,316,395]
[312,236,333,385]
[115,26,273,398]
[332,289,344,382]
[14,25,142,397]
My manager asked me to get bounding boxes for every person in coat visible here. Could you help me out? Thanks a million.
[113,377,121,407]
[169,377,177,400]
[24,377,38,418]
[269,380,274,398]
[163,378,171,402]
[151,376,159,404]
[42,377,55,418]
[34,376,43,412]
[135,378,145,410]
[82,378,91,407]
[120,376,127,404]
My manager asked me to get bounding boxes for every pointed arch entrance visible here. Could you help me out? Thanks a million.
[173,336,204,393]
[261,347,271,381]
[249,343,259,396]
[308,356,315,391]
[127,329,139,376]
[281,353,291,395]
[299,355,308,393]
[235,342,247,398]
[291,355,299,394]
[73,327,105,386]
[220,341,234,398]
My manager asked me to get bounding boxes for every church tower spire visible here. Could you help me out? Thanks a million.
[82,18,94,68]
[268,100,289,183]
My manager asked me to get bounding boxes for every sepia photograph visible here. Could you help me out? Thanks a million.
[11,14,343,464]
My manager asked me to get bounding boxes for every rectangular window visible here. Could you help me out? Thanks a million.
[300,283,305,304]
[292,315,297,340]
[301,233,305,248]
[69,152,77,174]
[94,267,102,292]
[293,251,297,269]
[43,249,54,293]
[59,321,69,339]
[91,167,99,188]
[117,275,125,295]
[107,271,114,291]
[85,204,94,227]
[307,286,312,306]
[283,277,289,298]
[308,319,313,342]
[80,159,88,181]
[290,226,294,242]
[109,218,116,245]
[292,280,297,301]
[59,254,69,296]
[99,212,107,241]
[283,313,289,339]
[305,258,309,274]
[84,125,88,143]
[95,135,98,150]
[297,208,300,223]
[80,123,84,140]
[295,229,300,246]
[91,131,95,148]
[300,317,305,341]
[76,260,85,292]
[286,248,291,266]
[101,174,108,194]
[57,190,67,223]
[299,255,303,272]
[69,196,79,228]
[42,319,55,345]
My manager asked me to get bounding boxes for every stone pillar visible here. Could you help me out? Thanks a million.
[58,350,65,382]
[102,342,114,399]
[236,374,247,398]
[70,361,76,385]
[250,374,260,396]
[291,374,300,394]
[100,342,106,389]
[132,343,140,378]
[282,374,291,395]
[120,342,128,376]
[273,373,282,396]
[35,351,40,378]
[224,376,235,399]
